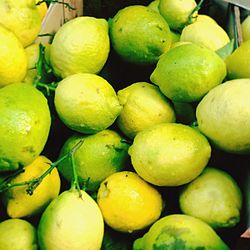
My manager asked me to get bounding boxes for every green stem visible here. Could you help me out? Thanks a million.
[188,0,205,24]
[36,0,76,10]
[38,33,55,37]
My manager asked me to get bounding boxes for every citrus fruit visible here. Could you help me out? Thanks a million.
[133,214,229,250]
[195,14,217,24]
[196,78,250,154]
[179,168,242,229]
[54,73,121,134]
[0,24,27,87]
[225,40,250,79]
[50,16,110,78]
[170,30,181,45]
[180,20,230,51]
[128,123,211,186]
[159,0,197,31]
[242,15,250,42]
[58,130,129,191]
[97,171,163,233]
[150,43,226,102]
[0,83,51,171]
[0,0,42,47]
[38,188,104,250]
[36,0,48,20]
[3,156,61,218]
[148,0,160,13]
[0,218,37,250]
[109,5,171,64]
[117,82,176,138]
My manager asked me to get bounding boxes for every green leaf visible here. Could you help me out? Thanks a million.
[216,39,235,60]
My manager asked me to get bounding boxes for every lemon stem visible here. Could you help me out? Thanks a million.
[70,141,84,198]
[36,0,76,10]
[188,0,205,24]
[0,141,83,194]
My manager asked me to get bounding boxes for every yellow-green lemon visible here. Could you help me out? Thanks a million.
[0,219,37,250]
[196,78,250,154]
[117,82,176,138]
[97,171,163,233]
[0,83,51,171]
[58,130,129,191]
[128,123,211,186]
[148,0,160,13]
[133,214,229,250]
[38,188,104,250]
[3,156,61,218]
[54,73,121,134]
[179,168,242,229]
[242,16,250,42]
[159,0,197,31]
[150,43,226,102]
[0,0,42,47]
[50,16,110,78]
[0,24,27,87]
[109,5,171,64]
[226,41,250,79]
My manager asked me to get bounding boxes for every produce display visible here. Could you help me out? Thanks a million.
[0,0,249,249]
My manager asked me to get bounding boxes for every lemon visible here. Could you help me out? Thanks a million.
[0,219,37,250]
[3,156,61,218]
[196,79,250,154]
[170,30,180,45]
[195,14,217,24]
[242,16,250,42]
[58,130,129,191]
[150,43,226,102]
[170,41,191,49]
[0,24,27,87]
[148,0,160,13]
[0,0,41,47]
[38,188,104,250]
[50,16,109,78]
[133,214,229,250]
[36,0,47,20]
[109,5,171,65]
[179,167,242,229]
[225,41,250,79]
[159,0,197,31]
[129,123,211,186]
[180,20,230,51]
[54,73,121,134]
[97,171,163,233]
[117,82,176,138]
[0,83,51,171]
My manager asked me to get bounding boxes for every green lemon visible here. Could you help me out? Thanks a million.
[50,16,110,78]
[179,168,242,229]
[128,123,211,186]
[109,5,171,65]
[0,83,51,171]
[150,43,226,102]
[0,24,27,87]
[133,214,229,250]
[148,0,160,13]
[54,73,121,134]
[0,219,37,250]
[159,0,197,31]
[225,41,250,79]
[38,189,104,250]
[117,82,176,138]
[58,130,129,191]
[242,16,250,42]
[180,20,230,51]
[0,0,41,47]
[196,79,250,154]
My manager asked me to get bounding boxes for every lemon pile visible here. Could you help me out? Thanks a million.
[0,0,249,249]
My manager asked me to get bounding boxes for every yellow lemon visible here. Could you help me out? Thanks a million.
[179,168,242,229]
[0,0,42,47]
[0,219,37,250]
[159,0,197,31]
[117,82,176,138]
[0,24,27,87]
[36,0,48,20]
[148,0,160,13]
[97,171,163,233]
[50,16,110,78]
[242,16,250,42]
[3,156,61,218]
[109,5,171,64]
[128,123,211,186]
[38,188,104,250]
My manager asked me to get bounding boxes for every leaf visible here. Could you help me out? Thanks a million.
[216,39,235,60]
